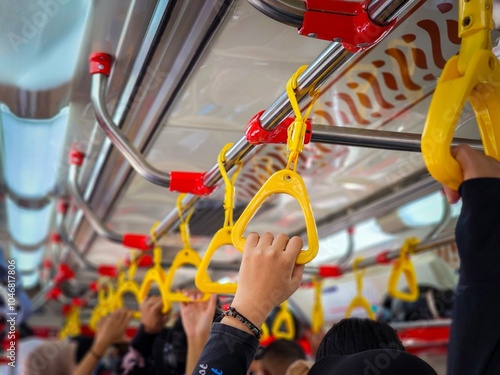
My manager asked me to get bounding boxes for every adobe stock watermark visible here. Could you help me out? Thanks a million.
[7,0,71,54]
[5,259,17,368]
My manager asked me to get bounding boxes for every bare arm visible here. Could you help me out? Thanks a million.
[74,309,132,375]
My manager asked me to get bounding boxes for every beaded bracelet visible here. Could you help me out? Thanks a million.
[223,306,262,339]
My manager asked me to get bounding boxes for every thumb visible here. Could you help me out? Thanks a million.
[442,186,460,204]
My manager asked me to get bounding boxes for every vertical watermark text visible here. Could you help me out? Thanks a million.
[6,259,17,367]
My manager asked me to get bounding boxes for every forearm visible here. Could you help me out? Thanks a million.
[74,342,107,375]
[194,323,259,374]
[186,335,209,375]
[448,178,500,374]
[455,179,500,283]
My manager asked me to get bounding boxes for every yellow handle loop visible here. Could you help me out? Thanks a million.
[422,0,500,190]
[59,306,81,339]
[232,66,319,264]
[164,195,210,303]
[345,258,376,320]
[388,237,420,302]
[115,252,142,319]
[139,223,171,314]
[311,276,324,334]
[271,301,295,340]
[196,144,243,294]
[115,281,142,319]
[285,65,320,170]
[89,278,118,329]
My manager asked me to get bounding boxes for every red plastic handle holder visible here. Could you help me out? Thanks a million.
[124,254,153,268]
[97,265,118,278]
[72,298,86,307]
[122,234,153,251]
[169,171,217,195]
[54,264,74,284]
[298,0,396,52]
[62,304,72,316]
[245,110,312,145]
[50,233,62,244]
[57,200,69,215]
[318,265,343,278]
[89,282,99,293]
[69,150,85,166]
[375,250,393,265]
[89,52,112,76]
[46,287,62,300]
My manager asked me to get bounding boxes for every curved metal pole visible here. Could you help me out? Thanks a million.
[54,205,98,271]
[91,74,171,188]
[31,279,56,311]
[335,227,355,267]
[69,163,124,244]
[148,0,413,245]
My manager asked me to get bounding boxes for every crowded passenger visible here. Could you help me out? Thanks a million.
[22,308,131,375]
[259,339,306,375]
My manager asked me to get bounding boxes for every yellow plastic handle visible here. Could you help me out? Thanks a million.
[89,303,106,331]
[422,0,500,190]
[311,277,324,334]
[163,248,210,302]
[345,295,376,320]
[101,284,117,315]
[232,169,318,264]
[271,302,295,340]
[195,227,238,294]
[115,280,142,319]
[139,267,171,314]
[388,238,420,302]
[345,257,376,320]
[60,307,81,339]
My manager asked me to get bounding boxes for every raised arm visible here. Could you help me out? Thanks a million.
[444,145,500,375]
[193,232,304,375]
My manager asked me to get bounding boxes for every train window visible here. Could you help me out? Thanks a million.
[397,192,445,228]
[314,218,395,265]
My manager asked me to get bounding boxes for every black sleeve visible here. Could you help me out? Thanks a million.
[194,323,259,375]
[119,325,158,375]
[447,178,500,375]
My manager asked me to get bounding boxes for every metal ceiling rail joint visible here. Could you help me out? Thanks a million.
[299,0,397,51]
[245,110,312,145]
[89,52,216,196]
[68,148,152,250]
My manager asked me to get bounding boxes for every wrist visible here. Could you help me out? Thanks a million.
[187,333,209,344]
[142,324,161,335]
[230,299,268,328]
[91,341,108,357]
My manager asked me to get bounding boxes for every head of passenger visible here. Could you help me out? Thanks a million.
[22,339,77,375]
[309,348,438,375]
[260,339,306,375]
[315,317,404,361]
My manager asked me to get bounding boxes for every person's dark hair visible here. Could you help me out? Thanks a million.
[315,318,404,361]
[261,339,306,364]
